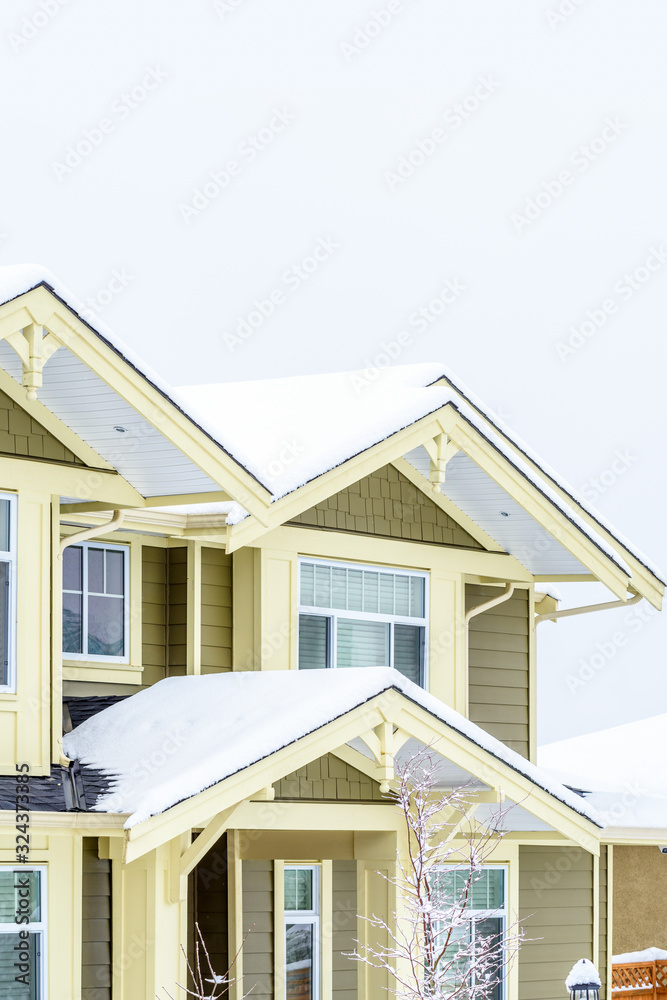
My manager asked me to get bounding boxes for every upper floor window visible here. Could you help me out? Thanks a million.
[0,494,17,693]
[0,866,46,999]
[63,541,128,660]
[298,558,427,686]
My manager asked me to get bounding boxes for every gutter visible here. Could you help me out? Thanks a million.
[535,589,641,627]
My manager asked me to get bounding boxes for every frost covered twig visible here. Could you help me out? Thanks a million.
[158,921,255,1000]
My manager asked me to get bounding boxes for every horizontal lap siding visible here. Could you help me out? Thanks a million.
[168,547,187,675]
[243,861,273,999]
[519,846,594,1000]
[142,546,167,685]
[290,464,482,547]
[81,838,112,1000]
[466,585,530,758]
[273,753,385,801]
[201,547,232,672]
[333,861,358,1000]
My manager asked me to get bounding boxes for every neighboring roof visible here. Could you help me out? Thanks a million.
[0,763,112,812]
[62,667,601,829]
[539,715,667,830]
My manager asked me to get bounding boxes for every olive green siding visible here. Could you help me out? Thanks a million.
[332,860,358,1000]
[289,464,482,547]
[168,547,187,675]
[519,845,594,1000]
[201,546,232,673]
[243,860,274,1000]
[273,753,385,801]
[192,833,229,982]
[612,846,667,953]
[81,838,112,1000]
[0,389,84,464]
[142,546,167,686]
[599,846,608,997]
[466,585,530,758]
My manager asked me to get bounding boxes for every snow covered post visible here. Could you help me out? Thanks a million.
[566,958,602,1000]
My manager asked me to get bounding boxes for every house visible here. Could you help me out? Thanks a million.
[540,715,667,959]
[0,263,662,1000]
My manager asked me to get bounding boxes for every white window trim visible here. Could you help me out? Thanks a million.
[0,492,18,694]
[0,864,47,1000]
[284,864,320,1000]
[433,863,508,1000]
[63,540,129,663]
[297,557,429,686]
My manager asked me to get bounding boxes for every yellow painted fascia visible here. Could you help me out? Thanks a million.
[601,828,667,845]
[0,286,273,523]
[438,409,632,601]
[434,382,664,609]
[0,454,143,506]
[122,687,600,864]
[0,810,128,832]
[225,414,447,552]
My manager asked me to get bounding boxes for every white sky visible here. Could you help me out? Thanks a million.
[2,0,665,743]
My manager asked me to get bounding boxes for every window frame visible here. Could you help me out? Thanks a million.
[0,864,47,1000]
[284,863,320,1000]
[0,492,18,694]
[62,539,130,663]
[297,557,429,687]
[431,863,508,1000]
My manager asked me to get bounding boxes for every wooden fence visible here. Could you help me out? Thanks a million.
[611,961,667,1000]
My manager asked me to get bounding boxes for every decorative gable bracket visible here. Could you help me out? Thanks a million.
[3,323,61,401]
[423,432,460,492]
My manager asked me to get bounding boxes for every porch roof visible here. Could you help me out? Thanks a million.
[63,667,601,830]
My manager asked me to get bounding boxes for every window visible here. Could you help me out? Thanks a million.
[284,865,320,1000]
[0,494,17,692]
[62,541,128,660]
[298,559,427,685]
[0,867,46,999]
[430,866,508,1000]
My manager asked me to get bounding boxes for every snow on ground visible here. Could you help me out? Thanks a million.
[63,667,601,829]
[612,949,667,964]
[539,715,667,828]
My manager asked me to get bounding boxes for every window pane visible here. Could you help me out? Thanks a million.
[62,592,83,654]
[285,923,314,1000]
[88,548,105,593]
[379,573,395,615]
[474,916,504,1000]
[0,500,10,552]
[296,869,312,910]
[471,869,504,911]
[284,868,297,911]
[0,870,41,922]
[411,577,425,618]
[362,570,378,613]
[298,615,329,670]
[88,595,124,656]
[346,569,363,611]
[393,624,423,685]
[313,564,331,608]
[62,546,82,592]
[336,619,389,669]
[300,563,314,606]
[106,550,124,596]
[331,567,347,609]
[0,932,41,998]
[0,563,8,685]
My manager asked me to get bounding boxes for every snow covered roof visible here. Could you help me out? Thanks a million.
[62,667,601,829]
[0,265,662,593]
[539,715,667,830]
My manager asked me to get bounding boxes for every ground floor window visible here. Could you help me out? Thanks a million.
[284,864,320,1000]
[431,865,508,1000]
[0,867,46,999]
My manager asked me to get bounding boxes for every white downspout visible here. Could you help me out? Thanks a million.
[465,583,516,624]
[59,509,126,556]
